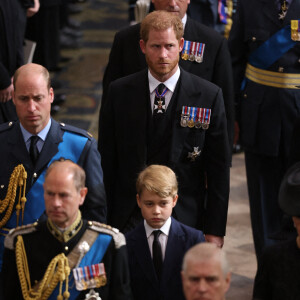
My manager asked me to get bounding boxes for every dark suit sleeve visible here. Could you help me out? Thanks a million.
[211,37,235,148]
[101,31,125,110]
[98,84,118,221]
[78,137,107,223]
[204,88,230,236]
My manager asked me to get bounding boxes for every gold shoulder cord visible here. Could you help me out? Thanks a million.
[16,235,71,300]
[0,164,27,229]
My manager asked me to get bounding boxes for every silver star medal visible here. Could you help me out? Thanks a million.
[188,147,201,161]
[85,289,101,300]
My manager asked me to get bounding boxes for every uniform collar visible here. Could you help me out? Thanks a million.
[47,210,83,243]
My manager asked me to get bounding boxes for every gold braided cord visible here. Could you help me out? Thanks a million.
[224,0,233,39]
[16,235,71,300]
[0,164,27,229]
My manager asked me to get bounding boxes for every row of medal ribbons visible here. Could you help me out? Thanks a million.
[73,263,107,291]
[181,106,211,129]
[291,20,300,41]
[181,41,205,63]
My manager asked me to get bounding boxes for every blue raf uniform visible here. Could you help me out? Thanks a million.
[0,119,107,270]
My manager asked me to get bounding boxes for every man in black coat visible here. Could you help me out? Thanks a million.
[100,0,234,148]
[2,160,132,300]
[0,63,106,274]
[99,11,230,247]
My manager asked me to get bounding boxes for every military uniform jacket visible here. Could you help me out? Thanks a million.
[0,119,106,224]
[100,16,234,147]
[2,219,132,300]
[228,0,300,157]
[99,68,230,236]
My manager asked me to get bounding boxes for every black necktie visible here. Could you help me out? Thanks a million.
[153,83,167,116]
[152,230,163,279]
[29,135,39,165]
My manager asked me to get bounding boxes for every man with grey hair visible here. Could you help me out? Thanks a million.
[181,243,231,300]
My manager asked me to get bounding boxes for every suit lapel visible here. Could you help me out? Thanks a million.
[8,123,32,172]
[130,224,159,290]
[161,219,184,286]
[35,120,62,171]
[170,69,202,163]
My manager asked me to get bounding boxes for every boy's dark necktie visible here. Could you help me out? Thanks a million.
[152,230,163,279]
[29,135,39,165]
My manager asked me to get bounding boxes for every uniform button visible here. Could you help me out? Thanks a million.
[252,36,256,42]
[65,246,69,251]
[33,173,37,178]
[298,58,300,63]
[8,122,13,126]
[243,93,247,98]
[278,67,284,73]
[0,185,4,189]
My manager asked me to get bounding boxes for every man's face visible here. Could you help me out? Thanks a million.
[13,72,53,135]
[152,0,190,19]
[137,189,178,228]
[44,166,87,228]
[181,258,231,300]
[140,27,184,82]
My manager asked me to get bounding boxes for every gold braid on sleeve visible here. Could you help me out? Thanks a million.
[0,164,27,229]
[16,235,71,300]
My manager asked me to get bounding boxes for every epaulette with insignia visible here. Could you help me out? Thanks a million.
[0,121,15,133]
[60,123,94,140]
[4,222,38,250]
[87,221,126,249]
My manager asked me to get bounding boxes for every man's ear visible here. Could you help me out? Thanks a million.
[179,38,184,52]
[140,39,146,54]
[79,187,88,206]
[172,195,178,208]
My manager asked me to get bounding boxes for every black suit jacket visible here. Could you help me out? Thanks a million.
[100,16,234,147]
[125,218,205,300]
[99,68,230,236]
[0,119,106,223]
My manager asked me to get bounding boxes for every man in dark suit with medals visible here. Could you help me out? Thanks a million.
[99,0,234,148]
[2,159,131,300]
[228,0,300,260]
[99,11,230,247]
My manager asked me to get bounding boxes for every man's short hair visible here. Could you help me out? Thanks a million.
[182,243,230,276]
[136,164,178,198]
[13,63,51,90]
[45,158,86,192]
[140,10,184,43]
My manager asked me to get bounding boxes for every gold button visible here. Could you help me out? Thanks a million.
[0,185,4,189]
[33,173,37,178]
[65,246,69,251]
[88,221,93,226]
[278,67,284,73]
[8,122,13,126]
[252,37,256,42]
[243,93,247,98]
[60,123,65,127]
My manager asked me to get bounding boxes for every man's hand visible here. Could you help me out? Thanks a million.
[205,234,224,248]
[27,0,40,17]
[0,84,13,103]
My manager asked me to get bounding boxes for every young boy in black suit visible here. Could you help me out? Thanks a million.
[125,165,205,300]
